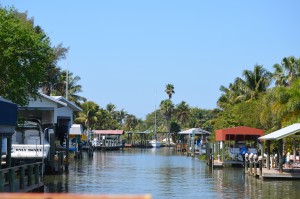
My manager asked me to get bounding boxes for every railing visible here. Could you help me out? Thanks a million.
[0,162,43,192]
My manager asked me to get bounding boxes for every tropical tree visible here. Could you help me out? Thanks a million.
[160,99,174,132]
[124,114,138,131]
[273,56,300,87]
[174,101,190,127]
[241,64,272,100]
[0,7,53,106]
[75,101,99,131]
[52,70,86,106]
[165,84,175,99]
[265,79,300,128]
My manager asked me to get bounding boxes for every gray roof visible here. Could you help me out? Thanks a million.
[258,123,300,140]
[178,128,211,135]
[52,96,82,112]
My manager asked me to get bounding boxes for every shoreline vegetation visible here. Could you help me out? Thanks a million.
[1,6,300,152]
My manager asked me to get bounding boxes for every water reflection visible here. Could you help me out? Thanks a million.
[44,148,300,199]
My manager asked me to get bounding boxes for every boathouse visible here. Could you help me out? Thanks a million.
[259,124,300,174]
[215,126,264,164]
[177,128,211,154]
[92,130,124,150]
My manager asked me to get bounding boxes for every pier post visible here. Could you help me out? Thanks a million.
[9,168,15,192]
[249,154,253,176]
[245,153,248,174]
[6,136,12,167]
[266,140,270,170]
[258,156,262,177]
[278,139,283,173]
[253,155,257,177]
[0,135,2,169]
[34,164,39,184]
[0,170,3,192]
[20,165,25,190]
[28,165,33,186]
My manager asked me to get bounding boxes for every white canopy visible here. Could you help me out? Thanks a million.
[178,128,211,135]
[69,124,83,135]
[258,123,300,140]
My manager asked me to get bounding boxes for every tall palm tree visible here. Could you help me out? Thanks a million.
[175,101,190,127]
[165,84,175,99]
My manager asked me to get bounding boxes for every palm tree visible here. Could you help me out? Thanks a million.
[175,101,190,127]
[268,79,300,127]
[160,99,174,133]
[124,114,138,131]
[52,70,86,106]
[75,101,99,134]
[242,64,272,100]
[165,84,175,99]
[273,56,300,87]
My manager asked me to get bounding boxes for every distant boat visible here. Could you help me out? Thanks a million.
[150,103,161,148]
[11,119,51,161]
[150,139,161,148]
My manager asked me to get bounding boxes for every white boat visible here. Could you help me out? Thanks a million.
[150,139,161,148]
[11,119,51,159]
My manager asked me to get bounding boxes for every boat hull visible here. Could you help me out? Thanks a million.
[150,140,161,148]
[11,144,50,159]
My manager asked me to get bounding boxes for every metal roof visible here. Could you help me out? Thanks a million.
[93,130,124,135]
[258,123,300,140]
[178,128,211,135]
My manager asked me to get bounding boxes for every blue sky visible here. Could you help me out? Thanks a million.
[1,1,300,119]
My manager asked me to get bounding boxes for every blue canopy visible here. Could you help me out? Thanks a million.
[0,97,17,134]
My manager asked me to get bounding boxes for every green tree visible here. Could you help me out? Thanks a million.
[41,43,69,96]
[165,84,175,99]
[0,7,53,106]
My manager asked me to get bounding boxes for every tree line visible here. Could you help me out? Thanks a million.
[1,6,300,142]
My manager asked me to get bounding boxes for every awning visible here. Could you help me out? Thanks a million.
[178,128,211,135]
[216,126,264,141]
[258,123,300,141]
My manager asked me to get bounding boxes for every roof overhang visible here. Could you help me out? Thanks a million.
[258,123,300,141]
[52,96,82,112]
[0,97,17,134]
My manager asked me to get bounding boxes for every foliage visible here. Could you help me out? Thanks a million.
[0,7,53,106]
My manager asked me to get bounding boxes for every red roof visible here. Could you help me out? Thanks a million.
[215,126,264,141]
[93,130,124,135]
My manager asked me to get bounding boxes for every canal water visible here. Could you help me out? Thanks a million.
[44,147,300,199]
